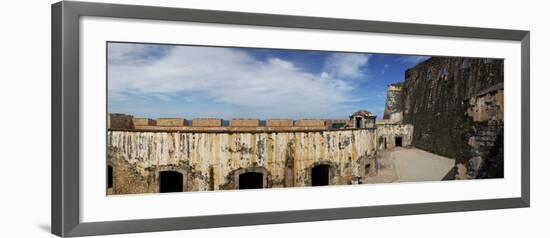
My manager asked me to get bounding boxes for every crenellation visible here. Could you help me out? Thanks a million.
[133,118,157,126]
[294,119,327,128]
[266,119,294,127]
[108,113,134,130]
[157,118,187,127]
[192,118,223,127]
[230,119,260,127]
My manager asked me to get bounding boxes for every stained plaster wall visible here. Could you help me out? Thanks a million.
[108,129,377,194]
[375,124,414,150]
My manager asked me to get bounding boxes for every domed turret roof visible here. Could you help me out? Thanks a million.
[350,110,375,118]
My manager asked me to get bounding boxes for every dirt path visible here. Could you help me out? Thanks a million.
[390,147,455,182]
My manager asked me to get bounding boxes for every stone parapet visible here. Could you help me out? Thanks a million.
[133,118,157,126]
[266,119,294,127]
[157,118,187,127]
[230,119,260,127]
[192,118,223,127]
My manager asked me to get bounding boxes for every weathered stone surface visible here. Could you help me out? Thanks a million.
[266,119,294,127]
[157,118,187,127]
[388,112,403,124]
[192,118,223,127]
[399,57,504,178]
[464,118,504,178]
[383,83,403,120]
[108,113,134,130]
[108,129,377,194]
[349,110,376,128]
[376,124,414,150]
[230,119,260,127]
[133,118,156,126]
[295,119,326,127]
[466,84,503,122]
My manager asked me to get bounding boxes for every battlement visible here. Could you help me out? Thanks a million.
[157,118,187,127]
[230,119,260,127]
[108,110,378,132]
[133,118,156,126]
[192,118,223,127]
[295,119,326,127]
[108,113,135,130]
[266,119,294,127]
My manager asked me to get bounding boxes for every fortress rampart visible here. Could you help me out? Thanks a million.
[400,57,504,179]
[108,129,379,194]
[108,114,333,132]
[107,110,413,194]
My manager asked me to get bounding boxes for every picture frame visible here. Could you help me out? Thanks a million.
[51,1,530,237]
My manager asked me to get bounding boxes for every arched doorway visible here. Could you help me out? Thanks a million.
[107,165,113,189]
[159,171,184,193]
[238,172,263,189]
[232,167,268,190]
[311,164,330,186]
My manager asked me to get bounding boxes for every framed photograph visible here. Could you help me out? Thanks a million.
[52,1,530,237]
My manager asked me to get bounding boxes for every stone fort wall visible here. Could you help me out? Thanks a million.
[108,128,379,194]
[375,123,414,150]
[399,57,504,179]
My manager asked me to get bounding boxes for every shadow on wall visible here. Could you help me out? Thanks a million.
[400,57,504,179]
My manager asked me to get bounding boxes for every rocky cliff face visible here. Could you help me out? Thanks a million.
[399,57,504,179]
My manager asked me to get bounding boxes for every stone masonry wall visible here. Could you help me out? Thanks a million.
[108,113,134,130]
[295,119,326,127]
[399,57,504,178]
[192,118,223,127]
[108,129,377,194]
[230,119,260,127]
[460,87,504,179]
[157,118,187,127]
[375,124,414,150]
[133,118,157,126]
[266,119,294,127]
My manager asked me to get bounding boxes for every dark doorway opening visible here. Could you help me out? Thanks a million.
[159,171,184,193]
[355,117,362,128]
[239,172,264,189]
[107,165,113,189]
[312,164,330,186]
[395,137,403,147]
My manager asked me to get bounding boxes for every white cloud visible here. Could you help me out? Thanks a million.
[108,43,170,65]
[108,43,365,118]
[323,53,370,79]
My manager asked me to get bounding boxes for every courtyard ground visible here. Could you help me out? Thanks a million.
[364,147,456,184]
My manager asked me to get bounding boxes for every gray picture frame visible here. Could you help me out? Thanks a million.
[51,1,530,237]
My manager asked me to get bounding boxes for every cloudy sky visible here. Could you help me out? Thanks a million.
[107,42,429,120]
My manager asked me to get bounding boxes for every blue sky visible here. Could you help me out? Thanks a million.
[108,42,429,120]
